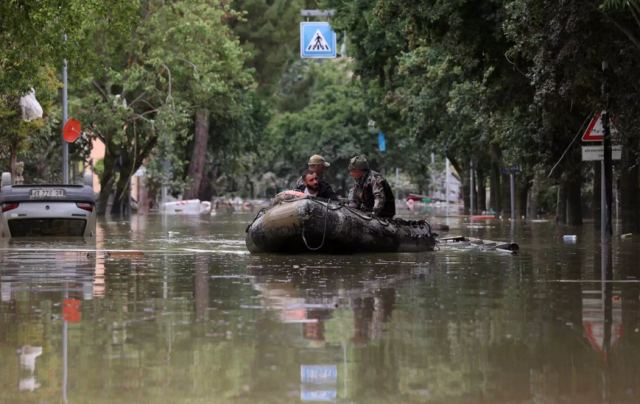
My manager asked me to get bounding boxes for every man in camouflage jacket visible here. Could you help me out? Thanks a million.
[347,155,395,218]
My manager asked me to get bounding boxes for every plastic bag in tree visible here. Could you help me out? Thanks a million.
[19,88,43,121]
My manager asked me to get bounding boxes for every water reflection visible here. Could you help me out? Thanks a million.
[0,215,640,402]
[251,265,414,346]
[1,248,98,302]
[251,265,424,401]
[0,242,99,402]
[17,345,42,391]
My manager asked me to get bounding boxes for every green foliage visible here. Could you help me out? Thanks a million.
[230,0,306,96]
[3,0,639,219]
[93,158,105,177]
[68,0,260,210]
[325,0,534,194]
[263,60,374,188]
[0,65,61,178]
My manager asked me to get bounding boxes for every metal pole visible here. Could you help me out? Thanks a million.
[395,167,399,188]
[445,158,450,217]
[602,61,613,241]
[342,342,348,397]
[600,224,613,401]
[601,160,606,244]
[469,162,474,215]
[62,54,69,184]
[62,284,69,404]
[510,172,516,221]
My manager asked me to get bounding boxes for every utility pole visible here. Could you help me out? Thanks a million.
[510,172,516,222]
[445,157,450,217]
[62,34,69,184]
[601,61,613,242]
[469,161,474,215]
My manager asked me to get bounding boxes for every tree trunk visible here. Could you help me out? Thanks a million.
[97,156,116,216]
[489,145,501,214]
[447,156,466,213]
[593,164,601,229]
[97,174,113,215]
[10,147,17,180]
[518,176,531,219]
[460,162,470,215]
[527,176,538,220]
[556,185,566,223]
[619,132,640,234]
[110,171,131,216]
[137,176,149,215]
[500,173,511,218]
[184,108,210,200]
[565,172,583,225]
[476,168,486,212]
[619,164,640,234]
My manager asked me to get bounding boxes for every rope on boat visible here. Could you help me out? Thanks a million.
[301,200,330,251]
[283,196,436,232]
[295,197,393,226]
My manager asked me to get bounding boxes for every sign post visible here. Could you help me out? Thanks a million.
[62,47,69,184]
[581,103,619,241]
[469,161,474,215]
[601,62,613,241]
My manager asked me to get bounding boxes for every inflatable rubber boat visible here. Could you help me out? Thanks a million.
[245,197,437,254]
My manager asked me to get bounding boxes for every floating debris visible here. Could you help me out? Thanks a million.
[439,235,519,254]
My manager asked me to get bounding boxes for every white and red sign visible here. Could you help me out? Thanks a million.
[63,118,82,143]
[582,111,618,142]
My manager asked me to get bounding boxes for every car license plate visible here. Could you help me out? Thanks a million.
[30,189,65,198]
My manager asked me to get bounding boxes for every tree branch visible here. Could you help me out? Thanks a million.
[92,81,109,102]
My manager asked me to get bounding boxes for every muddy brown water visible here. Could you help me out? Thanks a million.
[1,211,639,403]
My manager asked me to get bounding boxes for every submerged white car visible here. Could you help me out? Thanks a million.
[0,172,96,238]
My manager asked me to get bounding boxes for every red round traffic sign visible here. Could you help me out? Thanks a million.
[63,118,81,143]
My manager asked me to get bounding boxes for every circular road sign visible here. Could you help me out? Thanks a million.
[63,118,82,143]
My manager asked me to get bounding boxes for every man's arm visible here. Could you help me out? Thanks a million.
[319,180,339,200]
[347,185,360,208]
[371,176,387,216]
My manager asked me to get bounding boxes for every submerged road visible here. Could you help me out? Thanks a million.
[1,211,639,403]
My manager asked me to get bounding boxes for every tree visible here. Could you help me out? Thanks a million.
[230,0,306,97]
[75,0,257,213]
[264,59,373,193]
[505,0,640,225]
[328,0,534,215]
[0,1,131,180]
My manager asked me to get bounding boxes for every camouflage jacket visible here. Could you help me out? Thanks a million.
[348,170,395,218]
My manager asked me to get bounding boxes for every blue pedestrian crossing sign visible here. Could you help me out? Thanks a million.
[378,131,387,152]
[300,22,337,58]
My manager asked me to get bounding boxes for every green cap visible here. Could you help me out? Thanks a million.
[348,155,369,170]
[308,154,330,167]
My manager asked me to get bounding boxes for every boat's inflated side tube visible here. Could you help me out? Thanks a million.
[246,198,436,254]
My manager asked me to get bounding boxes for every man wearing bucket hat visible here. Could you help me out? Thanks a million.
[347,155,395,218]
[295,154,338,199]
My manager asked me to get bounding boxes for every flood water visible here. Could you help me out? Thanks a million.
[1,210,639,403]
